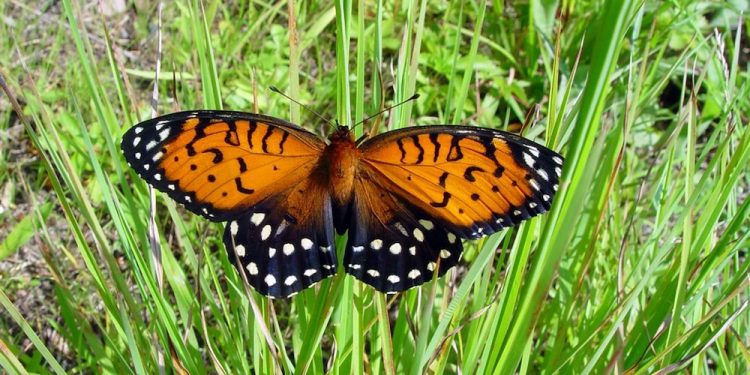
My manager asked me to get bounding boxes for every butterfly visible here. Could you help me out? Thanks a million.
[121,110,563,298]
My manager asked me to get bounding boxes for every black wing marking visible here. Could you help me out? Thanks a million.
[224,190,337,298]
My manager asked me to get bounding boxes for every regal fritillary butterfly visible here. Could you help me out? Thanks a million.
[122,110,563,297]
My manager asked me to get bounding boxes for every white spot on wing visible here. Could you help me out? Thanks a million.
[135,152,141,159]
[349,264,362,270]
[275,221,288,236]
[555,167,562,176]
[235,245,245,257]
[529,179,540,191]
[427,262,436,271]
[393,222,408,236]
[168,184,175,190]
[537,168,549,181]
[260,225,272,240]
[133,136,141,146]
[439,249,451,259]
[413,228,424,242]
[250,213,265,226]
[409,246,416,256]
[283,243,295,255]
[144,165,150,171]
[134,126,143,134]
[301,238,313,250]
[523,152,535,167]
[389,243,402,255]
[284,276,297,286]
[370,239,383,250]
[152,151,163,161]
[264,274,276,286]
[304,269,317,277]
[247,262,258,275]
[387,275,400,284]
[543,194,550,201]
[158,129,170,141]
[514,210,522,216]
[352,245,364,252]
[154,174,161,181]
[367,269,380,277]
[447,233,457,244]
[419,219,434,230]
[527,146,539,157]
[553,156,563,165]
[529,202,537,208]
[268,247,276,258]
[145,140,158,151]
[230,221,239,236]
[408,269,421,279]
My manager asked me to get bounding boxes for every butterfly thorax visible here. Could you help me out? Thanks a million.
[326,127,360,206]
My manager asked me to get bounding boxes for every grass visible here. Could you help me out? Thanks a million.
[1,0,749,373]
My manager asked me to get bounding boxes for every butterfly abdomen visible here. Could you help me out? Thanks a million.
[325,127,360,207]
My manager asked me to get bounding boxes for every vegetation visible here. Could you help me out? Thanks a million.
[1,0,748,373]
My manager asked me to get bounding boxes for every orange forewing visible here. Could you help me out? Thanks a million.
[158,119,324,213]
[359,126,556,235]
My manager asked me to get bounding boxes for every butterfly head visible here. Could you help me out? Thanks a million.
[329,125,356,143]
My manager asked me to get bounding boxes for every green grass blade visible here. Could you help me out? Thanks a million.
[0,290,65,375]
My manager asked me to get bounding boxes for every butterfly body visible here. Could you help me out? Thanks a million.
[324,127,360,207]
[122,110,563,297]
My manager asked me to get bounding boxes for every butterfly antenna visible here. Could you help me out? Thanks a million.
[352,93,420,130]
[269,86,334,126]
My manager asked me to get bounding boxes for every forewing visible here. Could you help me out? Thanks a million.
[344,174,462,293]
[358,125,563,238]
[121,110,326,221]
[224,175,337,298]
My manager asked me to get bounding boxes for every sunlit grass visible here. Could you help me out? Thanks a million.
[1,0,748,374]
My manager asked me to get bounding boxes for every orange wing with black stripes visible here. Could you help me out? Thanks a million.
[122,111,325,221]
[358,126,562,237]
[122,111,337,297]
